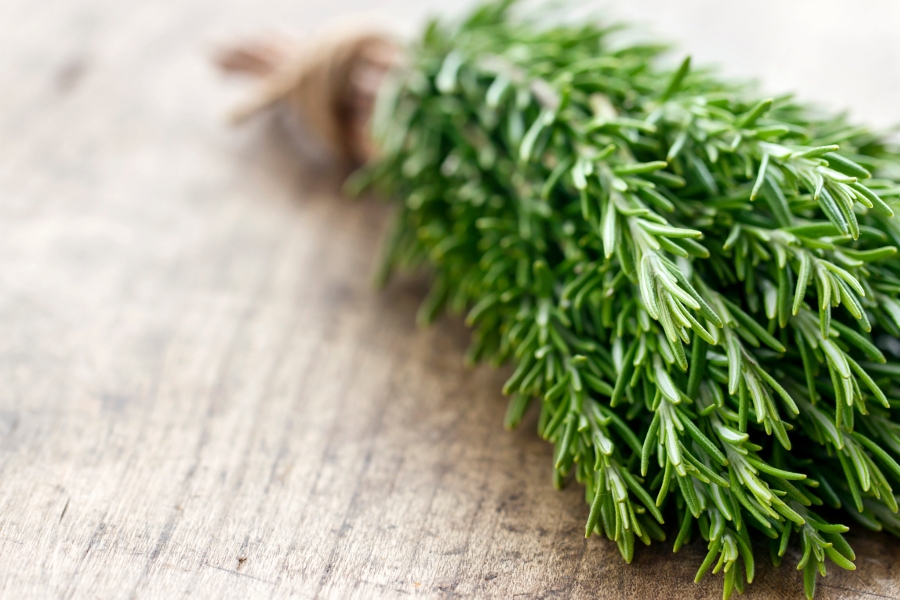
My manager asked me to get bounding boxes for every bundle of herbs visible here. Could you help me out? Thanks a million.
[350,2,900,597]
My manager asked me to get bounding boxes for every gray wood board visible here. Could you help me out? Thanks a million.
[2,0,900,597]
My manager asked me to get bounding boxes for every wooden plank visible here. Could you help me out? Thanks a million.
[1,0,900,598]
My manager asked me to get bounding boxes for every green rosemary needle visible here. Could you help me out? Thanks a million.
[354,2,900,598]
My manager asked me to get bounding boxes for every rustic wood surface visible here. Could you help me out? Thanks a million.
[3,0,900,598]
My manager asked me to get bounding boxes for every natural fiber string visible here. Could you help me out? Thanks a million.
[215,28,398,166]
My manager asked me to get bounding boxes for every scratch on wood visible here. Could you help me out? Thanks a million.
[818,583,900,599]
[203,562,274,585]
[59,498,70,524]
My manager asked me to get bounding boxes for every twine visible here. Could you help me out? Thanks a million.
[216,29,398,166]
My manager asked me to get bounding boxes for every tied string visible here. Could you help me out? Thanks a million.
[215,29,399,167]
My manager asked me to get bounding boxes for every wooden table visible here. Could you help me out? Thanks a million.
[3,0,900,597]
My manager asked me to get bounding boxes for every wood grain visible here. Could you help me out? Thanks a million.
[2,0,900,598]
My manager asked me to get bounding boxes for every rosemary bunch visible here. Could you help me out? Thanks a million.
[354,2,900,597]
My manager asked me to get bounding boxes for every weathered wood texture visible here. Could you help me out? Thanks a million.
[2,1,900,598]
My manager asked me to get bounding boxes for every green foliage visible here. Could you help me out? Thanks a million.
[355,2,900,597]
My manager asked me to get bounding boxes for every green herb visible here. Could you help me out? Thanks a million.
[355,2,900,597]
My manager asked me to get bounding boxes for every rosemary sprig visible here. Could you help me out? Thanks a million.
[356,2,900,597]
